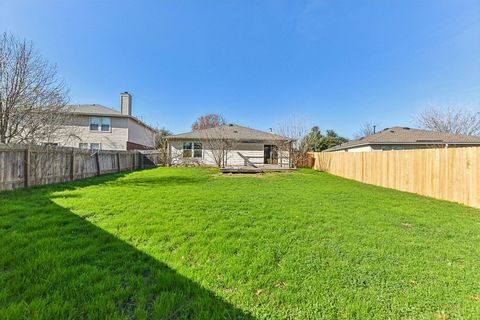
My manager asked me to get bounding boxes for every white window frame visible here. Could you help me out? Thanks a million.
[79,143,89,150]
[90,143,101,152]
[182,141,203,158]
[90,117,111,132]
[100,117,111,132]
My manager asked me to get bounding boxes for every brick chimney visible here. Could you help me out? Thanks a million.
[120,92,132,115]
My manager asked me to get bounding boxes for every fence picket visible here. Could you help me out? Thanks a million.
[0,144,162,191]
[312,147,480,208]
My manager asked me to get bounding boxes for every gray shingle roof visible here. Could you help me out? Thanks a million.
[167,124,290,142]
[327,127,480,151]
[67,104,156,133]
[68,104,122,116]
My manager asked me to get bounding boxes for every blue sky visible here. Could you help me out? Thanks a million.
[1,0,479,138]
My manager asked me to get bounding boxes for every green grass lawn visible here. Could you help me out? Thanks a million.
[1,168,480,319]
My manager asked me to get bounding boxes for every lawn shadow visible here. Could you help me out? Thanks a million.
[0,175,254,319]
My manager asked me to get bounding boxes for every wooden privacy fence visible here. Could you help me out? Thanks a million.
[311,147,480,208]
[0,144,161,191]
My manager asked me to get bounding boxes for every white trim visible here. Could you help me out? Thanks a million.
[182,141,204,159]
[89,116,112,133]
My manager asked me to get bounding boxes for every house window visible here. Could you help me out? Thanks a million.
[182,142,203,158]
[90,117,111,132]
[101,117,111,132]
[183,142,192,157]
[90,143,101,152]
[79,143,88,150]
[194,142,203,158]
[90,117,100,131]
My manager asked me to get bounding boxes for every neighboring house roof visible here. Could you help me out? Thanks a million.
[69,104,123,116]
[68,104,157,132]
[326,127,480,152]
[167,124,290,142]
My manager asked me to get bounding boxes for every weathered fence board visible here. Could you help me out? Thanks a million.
[0,144,160,191]
[311,147,480,208]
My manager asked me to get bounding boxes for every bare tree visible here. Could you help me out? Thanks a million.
[154,127,171,149]
[275,117,311,167]
[190,114,235,168]
[199,125,239,168]
[0,32,70,145]
[192,113,226,131]
[152,127,172,166]
[355,122,377,139]
[416,107,480,136]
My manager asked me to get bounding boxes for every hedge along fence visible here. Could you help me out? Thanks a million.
[311,147,480,208]
[0,144,159,191]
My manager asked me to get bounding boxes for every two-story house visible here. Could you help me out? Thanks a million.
[59,92,156,151]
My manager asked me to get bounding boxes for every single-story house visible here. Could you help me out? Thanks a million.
[326,126,480,152]
[50,92,157,151]
[166,124,292,167]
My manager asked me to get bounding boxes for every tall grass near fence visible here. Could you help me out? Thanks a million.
[0,144,160,190]
[312,147,480,208]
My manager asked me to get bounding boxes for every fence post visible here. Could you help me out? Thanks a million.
[132,153,135,170]
[167,144,171,167]
[116,153,121,173]
[70,149,75,181]
[95,152,101,176]
[24,148,30,188]
[140,152,144,169]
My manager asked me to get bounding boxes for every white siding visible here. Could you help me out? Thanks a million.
[342,145,432,152]
[226,143,264,166]
[49,115,155,150]
[279,150,290,166]
[344,145,373,152]
[60,115,129,150]
[127,119,155,148]
[170,141,291,167]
